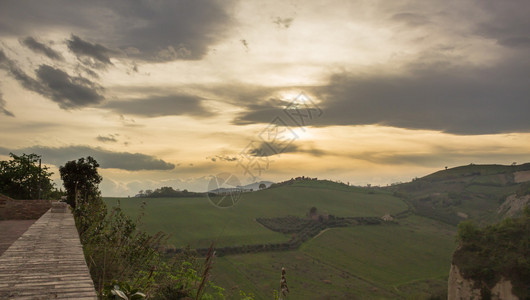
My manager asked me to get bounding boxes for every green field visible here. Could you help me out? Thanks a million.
[212,215,455,299]
[103,181,460,299]
[103,165,530,299]
[105,182,407,248]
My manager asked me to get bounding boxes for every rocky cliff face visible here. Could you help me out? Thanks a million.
[448,264,518,300]
[498,194,530,217]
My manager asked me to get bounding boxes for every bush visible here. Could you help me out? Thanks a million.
[76,198,229,299]
[453,207,530,299]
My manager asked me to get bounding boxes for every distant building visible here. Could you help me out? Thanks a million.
[381,214,394,221]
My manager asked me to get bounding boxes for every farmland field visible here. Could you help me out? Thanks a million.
[103,181,458,299]
[104,181,408,248]
[210,215,455,299]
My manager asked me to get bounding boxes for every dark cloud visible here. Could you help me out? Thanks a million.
[473,1,530,49]
[351,147,530,168]
[232,96,294,125]
[0,0,233,61]
[76,64,100,79]
[35,65,104,108]
[104,94,212,118]
[20,36,63,60]
[234,54,530,135]
[233,96,295,126]
[316,56,530,134]
[0,145,175,171]
[498,37,530,49]
[1,50,104,109]
[0,92,14,117]
[207,155,237,162]
[247,141,325,157]
[67,35,113,66]
[0,49,48,96]
[96,134,118,143]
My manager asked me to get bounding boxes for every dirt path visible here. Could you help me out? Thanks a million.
[0,219,36,255]
[311,227,332,240]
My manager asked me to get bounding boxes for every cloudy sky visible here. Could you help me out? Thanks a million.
[1,0,529,196]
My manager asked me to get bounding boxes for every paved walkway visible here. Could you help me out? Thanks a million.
[0,220,36,255]
[0,208,97,299]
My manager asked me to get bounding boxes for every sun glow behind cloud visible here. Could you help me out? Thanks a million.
[0,0,529,196]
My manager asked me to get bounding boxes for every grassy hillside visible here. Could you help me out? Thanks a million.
[212,215,455,299]
[104,180,452,299]
[104,163,530,299]
[389,163,530,225]
[105,181,407,248]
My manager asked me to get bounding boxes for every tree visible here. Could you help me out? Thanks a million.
[0,153,54,199]
[59,156,102,208]
[309,206,317,217]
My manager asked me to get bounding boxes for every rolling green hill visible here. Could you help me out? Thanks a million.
[104,163,530,299]
[389,163,530,225]
[105,181,407,248]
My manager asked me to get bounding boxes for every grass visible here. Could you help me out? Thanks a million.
[104,182,407,248]
[392,164,529,225]
[102,164,530,299]
[301,215,456,296]
[104,197,289,248]
[211,215,456,299]
[213,251,398,299]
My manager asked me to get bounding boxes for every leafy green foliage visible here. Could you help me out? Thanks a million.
[78,195,232,299]
[70,158,231,299]
[454,208,530,299]
[60,156,102,208]
[103,281,146,300]
[0,153,55,199]
[78,200,165,295]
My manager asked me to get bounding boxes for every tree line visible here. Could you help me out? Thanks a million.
[135,186,207,198]
[0,153,62,200]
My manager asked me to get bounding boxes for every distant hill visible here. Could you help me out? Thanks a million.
[239,181,275,191]
[208,181,274,193]
[387,163,530,225]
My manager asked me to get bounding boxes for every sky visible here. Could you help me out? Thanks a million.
[0,0,529,196]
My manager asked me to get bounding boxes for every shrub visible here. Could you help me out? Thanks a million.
[453,207,530,299]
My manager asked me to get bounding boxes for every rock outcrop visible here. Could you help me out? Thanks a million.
[498,194,530,217]
[448,264,518,300]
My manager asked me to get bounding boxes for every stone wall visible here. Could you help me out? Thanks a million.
[0,196,52,220]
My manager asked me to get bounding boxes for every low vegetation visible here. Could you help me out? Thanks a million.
[453,207,530,299]
[63,157,250,299]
